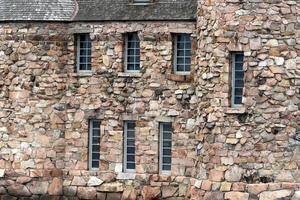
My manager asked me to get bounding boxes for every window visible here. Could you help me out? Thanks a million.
[133,0,151,4]
[159,122,172,174]
[173,34,191,75]
[89,120,100,170]
[124,121,136,172]
[124,33,140,72]
[76,33,92,72]
[231,52,244,106]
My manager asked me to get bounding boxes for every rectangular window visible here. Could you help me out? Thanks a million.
[173,34,191,75]
[231,52,244,106]
[89,120,100,170]
[76,33,92,72]
[124,121,136,172]
[124,33,140,72]
[159,122,172,174]
[133,0,151,3]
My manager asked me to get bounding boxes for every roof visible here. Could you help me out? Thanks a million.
[74,0,197,21]
[0,0,76,21]
[0,0,197,22]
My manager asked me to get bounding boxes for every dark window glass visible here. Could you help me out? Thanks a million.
[77,34,92,72]
[160,123,172,173]
[124,121,136,171]
[174,34,191,74]
[232,53,244,106]
[89,120,101,169]
[125,33,140,72]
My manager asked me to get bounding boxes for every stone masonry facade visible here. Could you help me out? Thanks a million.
[0,0,299,200]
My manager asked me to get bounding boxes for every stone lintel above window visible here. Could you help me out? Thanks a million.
[68,27,93,34]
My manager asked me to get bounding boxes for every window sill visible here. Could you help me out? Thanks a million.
[118,72,142,78]
[116,172,136,180]
[73,72,93,77]
[225,107,246,114]
[167,74,192,82]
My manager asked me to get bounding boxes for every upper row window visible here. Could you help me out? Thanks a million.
[75,33,192,75]
[132,0,152,4]
[76,34,92,72]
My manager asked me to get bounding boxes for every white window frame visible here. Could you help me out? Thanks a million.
[133,0,152,5]
[159,122,172,175]
[124,33,141,73]
[89,119,101,170]
[231,52,244,107]
[76,33,92,73]
[123,121,136,172]
[173,34,191,75]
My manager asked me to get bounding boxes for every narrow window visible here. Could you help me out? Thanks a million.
[173,34,191,75]
[89,120,100,170]
[159,122,172,174]
[133,0,151,3]
[124,33,140,72]
[124,121,136,172]
[231,52,244,106]
[76,33,92,72]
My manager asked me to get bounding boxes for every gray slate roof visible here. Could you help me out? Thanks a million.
[74,0,197,21]
[0,0,197,21]
[0,0,76,21]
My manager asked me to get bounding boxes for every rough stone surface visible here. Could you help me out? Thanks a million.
[7,184,31,197]
[77,187,97,199]
[48,178,63,195]
[225,192,249,200]
[142,186,161,200]
[259,190,292,200]
[0,0,299,199]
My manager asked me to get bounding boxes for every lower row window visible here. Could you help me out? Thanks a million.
[89,120,101,170]
[88,120,173,174]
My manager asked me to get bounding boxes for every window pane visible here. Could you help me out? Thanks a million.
[163,141,172,148]
[235,63,243,70]
[163,123,172,131]
[92,145,100,152]
[127,163,135,170]
[79,64,86,71]
[128,56,135,63]
[127,139,135,146]
[92,153,100,160]
[127,155,135,162]
[235,71,244,78]
[234,96,242,104]
[235,54,244,62]
[93,129,100,136]
[92,161,99,168]
[235,88,243,96]
[163,132,172,140]
[235,79,244,87]
[163,157,171,164]
[185,57,191,65]
[127,130,135,138]
[177,65,184,72]
[185,65,191,72]
[162,165,171,171]
[127,64,135,71]
[127,147,135,154]
[163,149,171,156]
[177,50,185,56]
[92,137,100,144]
[177,42,185,49]
[185,42,191,49]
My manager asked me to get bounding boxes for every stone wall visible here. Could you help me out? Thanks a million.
[193,0,300,199]
[0,0,299,199]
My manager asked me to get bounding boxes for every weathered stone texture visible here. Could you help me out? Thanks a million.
[0,0,299,198]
